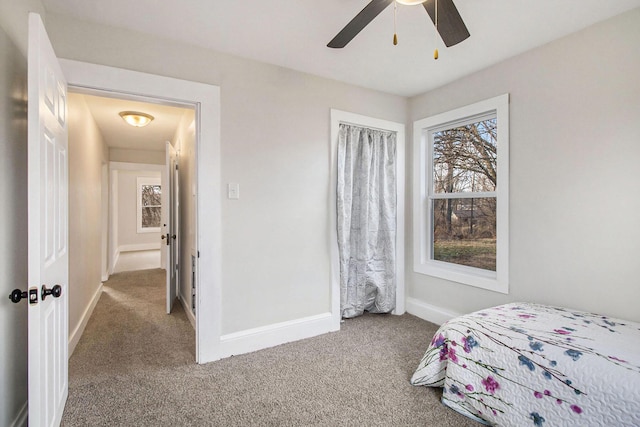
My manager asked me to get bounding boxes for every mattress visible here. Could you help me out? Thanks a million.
[410,303,640,426]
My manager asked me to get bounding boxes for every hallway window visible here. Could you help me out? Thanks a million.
[137,177,161,233]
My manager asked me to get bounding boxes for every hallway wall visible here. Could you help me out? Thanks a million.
[68,93,109,353]
[173,110,196,324]
[115,169,162,250]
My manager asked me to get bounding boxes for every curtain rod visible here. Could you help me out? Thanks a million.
[339,121,398,134]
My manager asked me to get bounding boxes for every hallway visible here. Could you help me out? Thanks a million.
[61,268,194,425]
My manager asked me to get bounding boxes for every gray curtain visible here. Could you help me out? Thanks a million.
[337,124,397,319]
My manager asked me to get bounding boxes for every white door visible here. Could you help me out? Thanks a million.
[165,141,178,313]
[27,12,69,427]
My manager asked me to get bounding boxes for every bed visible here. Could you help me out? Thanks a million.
[410,303,640,426]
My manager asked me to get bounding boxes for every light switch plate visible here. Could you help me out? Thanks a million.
[228,183,240,199]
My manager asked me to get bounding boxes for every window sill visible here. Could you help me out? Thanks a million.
[414,260,508,294]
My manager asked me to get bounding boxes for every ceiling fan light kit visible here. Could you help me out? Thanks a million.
[396,0,427,5]
[327,0,469,49]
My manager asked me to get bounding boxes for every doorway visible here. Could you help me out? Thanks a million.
[61,59,223,364]
[68,89,196,350]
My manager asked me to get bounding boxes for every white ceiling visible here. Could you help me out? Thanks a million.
[70,92,191,151]
[45,1,640,96]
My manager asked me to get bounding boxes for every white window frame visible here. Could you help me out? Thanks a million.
[137,176,162,233]
[413,94,509,294]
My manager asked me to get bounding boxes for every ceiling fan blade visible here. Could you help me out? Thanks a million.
[423,0,470,47]
[327,0,394,48]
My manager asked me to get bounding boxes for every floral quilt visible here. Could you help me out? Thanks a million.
[410,303,640,426]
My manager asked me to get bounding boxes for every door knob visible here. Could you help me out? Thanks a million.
[9,287,39,304]
[162,233,170,245]
[9,289,28,303]
[41,284,62,301]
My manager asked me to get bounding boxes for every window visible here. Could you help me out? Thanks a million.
[137,177,162,233]
[413,94,509,293]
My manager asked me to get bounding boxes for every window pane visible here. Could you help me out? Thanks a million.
[432,197,496,271]
[433,118,497,193]
[142,185,162,206]
[142,206,161,228]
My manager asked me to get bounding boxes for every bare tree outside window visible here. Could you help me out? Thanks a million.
[431,118,497,270]
[141,184,162,228]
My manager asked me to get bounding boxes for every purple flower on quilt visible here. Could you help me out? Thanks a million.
[534,391,543,399]
[432,333,446,347]
[439,344,449,361]
[482,376,500,394]
[448,346,458,363]
[518,314,535,319]
[564,349,582,361]
[462,335,479,353]
[570,405,583,414]
[465,384,474,392]
[554,329,571,335]
[530,412,546,426]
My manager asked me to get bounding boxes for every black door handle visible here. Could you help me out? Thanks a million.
[9,289,27,303]
[41,284,62,301]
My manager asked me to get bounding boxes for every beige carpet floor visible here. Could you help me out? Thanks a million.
[61,268,480,426]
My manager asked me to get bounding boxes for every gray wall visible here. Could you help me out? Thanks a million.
[407,8,640,322]
[68,93,109,348]
[0,1,45,425]
[44,12,409,334]
[0,21,29,427]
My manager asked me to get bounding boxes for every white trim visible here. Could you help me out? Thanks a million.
[330,109,406,328]
[101,163,109,282]
[406,297,462,325]
[219,313,333,358]
[9,401,28,427]
[108,169,118,274]
[412,94,509,294]
[68,283,103,356]
[62,59,222,363]
[118,243,161,252]
[179,290,196,330]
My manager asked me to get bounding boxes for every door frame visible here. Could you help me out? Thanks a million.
[60,59,222,363]
[329,109,406,329]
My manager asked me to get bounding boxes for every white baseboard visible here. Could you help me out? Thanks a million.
[406,297,462,325]
[118,243,161,252]
[10,401,27,427]
[178,291,196,330]
[219,312,334,359]
[68,283,103,356]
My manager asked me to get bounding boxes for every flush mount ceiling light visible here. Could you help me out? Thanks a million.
[119,111,154,127]
[395,0,426,5]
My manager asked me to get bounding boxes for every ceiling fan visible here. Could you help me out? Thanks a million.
[327,0,470,49]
